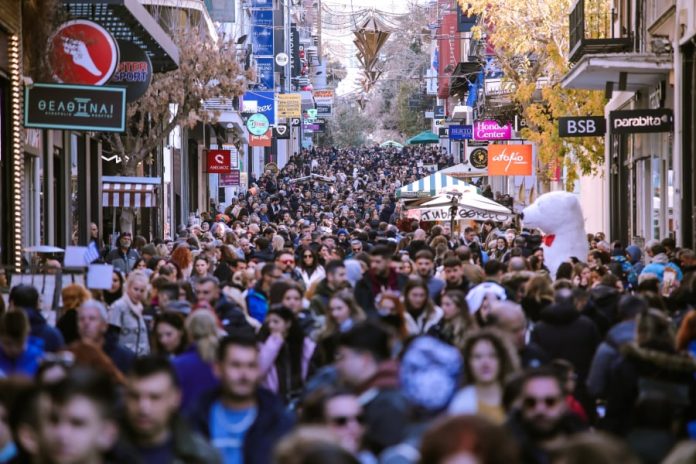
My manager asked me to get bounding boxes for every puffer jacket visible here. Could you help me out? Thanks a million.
[108,295,150,356]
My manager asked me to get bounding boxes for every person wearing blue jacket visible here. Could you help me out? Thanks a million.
[189,333,293,464]
[0,311,44,378]
[640,244,683,284]
[8,284,64,353]
[246,264,282,324]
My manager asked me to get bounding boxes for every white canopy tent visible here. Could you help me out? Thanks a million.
[405,189,512,222]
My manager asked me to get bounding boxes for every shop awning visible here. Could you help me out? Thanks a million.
[561,53,672,91]
[397,173,473,199]
[102,176,159,208]
[63,0,179,72]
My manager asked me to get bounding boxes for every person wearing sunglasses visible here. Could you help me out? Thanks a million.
[274,250,305,289]
[506,367,587,462]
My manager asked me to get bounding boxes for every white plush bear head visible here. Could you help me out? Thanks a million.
[521,191,584,234]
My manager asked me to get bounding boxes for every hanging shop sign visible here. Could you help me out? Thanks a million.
[242,91,275,125]
[251,9,274,56]
[254,56,275,90]
[109,40,152,102]
[609,109,674,134]
[467,146,489,171]
[249,130,272,147]
[316,105,332,116]
[207,150,232,174]
[276,93,302,118]
[25,83,126,132]
[291,118,301,126]
[49,19,120,86]
[275,52,289,67]
[473,120,512,140]
[434,105,445,118]
[220,170,241,186]
[488,144,533,176]
[246,113,270,136]
[313,89,335,106]
[438,127,449,138]
[274,124,290,139]
[449,125,473,140]
[558,116,606,137]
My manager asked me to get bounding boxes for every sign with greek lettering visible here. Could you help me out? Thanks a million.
[24,83,126,132]
[609,109,673,134]
[558,116,606,137]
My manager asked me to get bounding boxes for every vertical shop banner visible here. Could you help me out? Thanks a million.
[251,9,274,56]
[488,144,533,176]
[254,57,275,90]
[242,91,275,125]
[291,25,300,76]
[220,170,241,186]
[437,11,460,99]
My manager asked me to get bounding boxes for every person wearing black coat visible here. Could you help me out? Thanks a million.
[530,290,600,414]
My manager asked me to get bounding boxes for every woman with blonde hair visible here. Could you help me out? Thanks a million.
[57,283,92,344]
[108,270,150,356]
[172,309,224,414]
[313,290,366,367]
[272,234,286,253]
[521,274,554,322]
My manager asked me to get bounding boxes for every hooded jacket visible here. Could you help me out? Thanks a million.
[603,342,696,435]
[23,307,64,353]
[530,300,600,382]
[586,319,636,399]
[640,253,683,283]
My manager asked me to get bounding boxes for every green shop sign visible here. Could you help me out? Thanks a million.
[25,83,126,132]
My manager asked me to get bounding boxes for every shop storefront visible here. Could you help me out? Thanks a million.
[607,101,675,245]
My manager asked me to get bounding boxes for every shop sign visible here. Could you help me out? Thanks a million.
[558,116,606,137]
[313,89,335,106]
[275,52,289,67]
[207,150,232,174]
[438,127,449,138]
[249,130,272,147]
[609,109,673,134]
[110,40,152,102]
[408,207,510,222]
[488,144,533,176]
[434,119,446,127]
[434,105,445,118]
[449,125,473,140]
[316,105,332,116]
[220,170,241,186]
[254,57,275,90]
[251,9,274,56]
[246,113,270,136]
[467,146,488,171]
[242,91,275,125]
[274,124,290,139]
[473,120,512,140]
[25,83,126,132]
[291,118,301,126]
[276,93,302,118]
[49,20,119,86]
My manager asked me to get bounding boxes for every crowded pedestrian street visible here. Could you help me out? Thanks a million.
[2,0,696,463]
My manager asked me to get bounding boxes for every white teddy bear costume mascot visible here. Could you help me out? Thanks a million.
[521,191,588,279]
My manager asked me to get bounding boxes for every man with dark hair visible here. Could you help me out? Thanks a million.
[442,257,470,294]
[354,246,408,316]
[195,276,249,334]
[105,231,140,274]
[9,284,64,352]
[190,334,293,464]
[506,367,586,464]
[275,249,305,287]
[155,281,187,314]
[37,368,120,464]
[0,310,43,377]
[336,321,408,454]
[484,259,507,282]
[309,260,349,316]
[414,249,445,299]
[246,264,282,323]
[123,356,220,463]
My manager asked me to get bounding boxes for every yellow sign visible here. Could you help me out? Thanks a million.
[276,94,302,118]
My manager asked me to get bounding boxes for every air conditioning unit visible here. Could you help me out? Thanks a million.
[451,105,473,124]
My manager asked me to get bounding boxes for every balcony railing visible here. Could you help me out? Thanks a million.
[569,0,633,63]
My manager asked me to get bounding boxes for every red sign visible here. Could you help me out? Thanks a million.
[207,150,232,174]
[437,8,460,99]
[49,19,119,86]
[249,130,272,147]
[488,144,533,176]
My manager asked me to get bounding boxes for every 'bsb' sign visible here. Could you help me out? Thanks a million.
[558,116,606,137]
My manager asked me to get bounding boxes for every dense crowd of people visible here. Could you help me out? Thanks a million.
[1,145,696,464]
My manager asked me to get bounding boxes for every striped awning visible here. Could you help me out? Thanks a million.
[102,177,158,208]
[397,173,473,199]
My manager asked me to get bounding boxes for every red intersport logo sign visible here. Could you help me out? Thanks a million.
[207,150,232,174]
[49,20,119,86]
